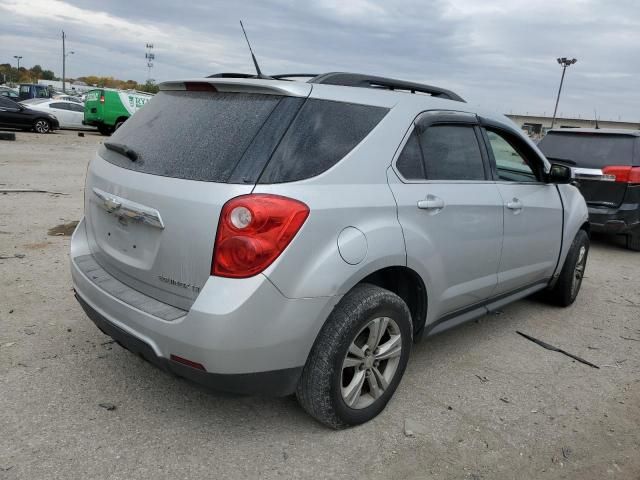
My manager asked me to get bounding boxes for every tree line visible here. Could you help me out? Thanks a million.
[0,63,159,93]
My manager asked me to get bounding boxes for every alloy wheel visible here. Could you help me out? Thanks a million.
[571,245,587,299]
[34,120,50,134]
[340,316,402,409]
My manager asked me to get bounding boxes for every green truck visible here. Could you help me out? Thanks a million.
[83,88,153,135]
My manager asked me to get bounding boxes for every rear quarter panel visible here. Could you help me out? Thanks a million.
[252,102,414,299]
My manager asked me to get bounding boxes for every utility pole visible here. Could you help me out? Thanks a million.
[62,30,66,93]
[550,57,577,129]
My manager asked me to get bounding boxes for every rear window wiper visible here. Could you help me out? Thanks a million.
[104,142,139,162]
[545,156,576,166]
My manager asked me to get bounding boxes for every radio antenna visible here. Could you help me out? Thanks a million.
[240,20,268,79]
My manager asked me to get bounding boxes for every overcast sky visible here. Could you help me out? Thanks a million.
[1,0,639,121]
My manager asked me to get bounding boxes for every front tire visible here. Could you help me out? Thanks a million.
[296,284,412,429]
[546,230,589,307]
[33,119,51,134]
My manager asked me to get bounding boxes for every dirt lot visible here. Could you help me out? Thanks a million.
[1,130,639,480]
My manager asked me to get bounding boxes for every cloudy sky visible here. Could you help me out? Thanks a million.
[1,0,639,121]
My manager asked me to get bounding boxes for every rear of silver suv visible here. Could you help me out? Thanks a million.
[72,74,589,428]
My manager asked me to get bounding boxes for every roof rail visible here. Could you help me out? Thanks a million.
[271,73,319,80]
[308,72,465,102]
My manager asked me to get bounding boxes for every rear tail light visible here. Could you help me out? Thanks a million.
[99,95,105,104]
[602,166,640,184]
[212,194,309,278]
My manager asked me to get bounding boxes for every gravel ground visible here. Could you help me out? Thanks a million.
[1,130,639,480]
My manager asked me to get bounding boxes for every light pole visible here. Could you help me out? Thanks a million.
[550,57,577,129]
[13,55,22,84]
[62,31,75,93]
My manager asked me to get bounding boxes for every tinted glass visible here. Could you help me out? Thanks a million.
[396,131,426,180]
[0,97,18,108]
[538,132,635,168]
[50,102,69,110]
[486,130,536,181]
[69,103,84,112]
[419,125,485,180]
[259,99,388,183]
[101,91,283,182]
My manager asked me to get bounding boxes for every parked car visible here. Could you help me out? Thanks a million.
[71,72,590,428]
[0,87,19,100]
[0,96,59,133]
[539,128,640,250]
[21,99,92,130]
[83,88,153,135]
[52,94,84,104]
[17,83,52,101]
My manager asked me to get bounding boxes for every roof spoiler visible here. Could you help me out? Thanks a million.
[159,78,311,98]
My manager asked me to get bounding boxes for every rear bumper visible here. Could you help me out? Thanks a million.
[70,218,340,396]
[75,293,302,396]
[588,204,640,234]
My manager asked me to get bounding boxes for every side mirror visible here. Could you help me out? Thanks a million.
[547,163,572,184]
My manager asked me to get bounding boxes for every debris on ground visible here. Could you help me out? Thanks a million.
[475,374,489,383]
[404,418,427,437]
[499,397,511,404]
[516,331,600,369]
[48,221,79,236]
[562,447,572,459]
[620,336,640,342]
[0,188,69,195]
[0,253,25,259]
[98,403,117,411]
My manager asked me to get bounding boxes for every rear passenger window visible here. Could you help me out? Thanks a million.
[258,99,388,183]
[396,131,426,180]
[419,125,485,180]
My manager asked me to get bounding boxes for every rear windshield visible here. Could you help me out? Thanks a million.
[102,91,283,182]
[538,132,636,168]
[101,90,388,184]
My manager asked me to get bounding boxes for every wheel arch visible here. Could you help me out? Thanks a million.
[358,265,428,340]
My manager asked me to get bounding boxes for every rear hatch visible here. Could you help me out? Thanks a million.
[539,131,637,208]
[84,89,104,124]
[84,80,311,310]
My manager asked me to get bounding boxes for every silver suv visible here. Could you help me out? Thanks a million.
[71,72,590,428]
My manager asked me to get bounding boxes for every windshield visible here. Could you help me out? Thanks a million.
[539,132,636,168]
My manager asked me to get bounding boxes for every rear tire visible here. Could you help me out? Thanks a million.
[627,230,640,251]
[114,120,125,131]
[97,125,112,136]
[296,284,412,429]
[546,230,589,307]
[33,119,51,134]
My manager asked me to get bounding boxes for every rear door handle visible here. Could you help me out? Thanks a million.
[506,198,523,211]
[417,195,445,211]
